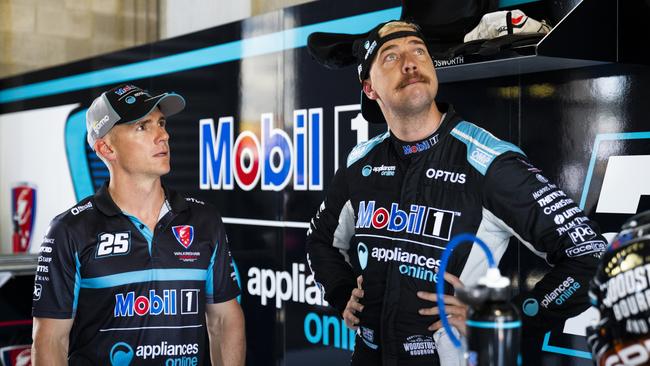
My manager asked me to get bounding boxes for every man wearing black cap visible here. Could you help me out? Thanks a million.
[31,84,245,365]
[306,20,606,365]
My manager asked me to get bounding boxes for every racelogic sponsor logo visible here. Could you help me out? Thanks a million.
[199,110,323,191]
[540,276,580,308]
[565,240,606,258]
[246,263,327,309]
[356,201,457,241]
[372,247,440,282]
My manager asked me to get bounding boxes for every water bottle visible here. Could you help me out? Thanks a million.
[457,268,521,366]
[437,235,521,366]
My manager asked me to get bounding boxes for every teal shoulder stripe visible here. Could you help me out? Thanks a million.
[347,131,390,167]
[73,253,81,313]
[80,268,207,289]
[450,121,525,175]
[206,242,219,297]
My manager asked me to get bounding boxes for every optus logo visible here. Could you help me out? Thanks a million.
[110,342,134,366]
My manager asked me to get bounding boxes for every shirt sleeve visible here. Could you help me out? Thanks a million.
[206,214,241,304]
[305,167,356,314]
[482,153,607,329]
[32,218,79,319]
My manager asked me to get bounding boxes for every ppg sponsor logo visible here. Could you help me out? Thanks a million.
[565,240,606,258]
[114,290,177,317]
[568,224,596,244]
[356,201,457,241]
[199,110,322,191]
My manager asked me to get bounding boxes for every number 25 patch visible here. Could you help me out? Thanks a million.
[95,232,131,258]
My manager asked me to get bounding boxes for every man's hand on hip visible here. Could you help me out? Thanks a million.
[417,272,468,336]
[343,275,364,330]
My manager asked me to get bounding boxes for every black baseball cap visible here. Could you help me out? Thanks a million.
[86,84,186,148]
[353,21,425,124]
[308,21,425,124]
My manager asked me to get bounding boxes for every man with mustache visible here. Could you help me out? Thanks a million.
[306,20,606,365]
[31,84,245,365]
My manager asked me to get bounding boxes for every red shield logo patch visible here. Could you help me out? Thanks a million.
[0,344,32,366]
[172,225,194,249]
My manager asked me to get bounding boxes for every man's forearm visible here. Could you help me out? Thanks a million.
[207,302,246,366]
[32,317,72,366]
[216,316,245,366]
[32,336,68,366]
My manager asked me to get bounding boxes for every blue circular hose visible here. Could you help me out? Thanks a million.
[435,233,496,348]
